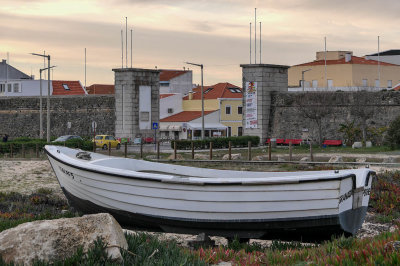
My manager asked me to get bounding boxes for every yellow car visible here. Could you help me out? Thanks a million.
[94,135,121,150]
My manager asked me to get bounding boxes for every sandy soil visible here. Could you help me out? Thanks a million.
[0,159,398,245]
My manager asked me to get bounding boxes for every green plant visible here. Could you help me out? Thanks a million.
[171,136,260,150]
[386,115,400,149]
[338,121,361,146]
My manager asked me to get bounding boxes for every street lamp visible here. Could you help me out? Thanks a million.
[39,66,56,139]
[31,52,51,142]
[302,68,312,92]
[185,62,204,140]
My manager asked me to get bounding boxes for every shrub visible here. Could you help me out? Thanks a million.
[171,136,260,150]
[386,115,400,149]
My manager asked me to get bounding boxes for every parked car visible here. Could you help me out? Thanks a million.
[94,135,121,150]
[52,135,83,142]
[143,137,154,144]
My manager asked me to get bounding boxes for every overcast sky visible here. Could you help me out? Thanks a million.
[1,0,399,86]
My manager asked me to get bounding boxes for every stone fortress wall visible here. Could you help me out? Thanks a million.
[0,90,399,143]
[0,95,115,138]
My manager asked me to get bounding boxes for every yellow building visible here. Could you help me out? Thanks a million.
[289,51,400,89]
[182,82,243,136]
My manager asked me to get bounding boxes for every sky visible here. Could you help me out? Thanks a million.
[1,0,400,87]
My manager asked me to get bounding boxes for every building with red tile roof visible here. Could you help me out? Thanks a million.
[289,51,400,89]
[160,110,217,122]
[86,84,114,94]
[52,80,86,95]
[183,82,242,100]
[159,69,193,95]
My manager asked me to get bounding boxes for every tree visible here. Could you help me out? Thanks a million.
[349,91,381,146]
[386,115,400,149]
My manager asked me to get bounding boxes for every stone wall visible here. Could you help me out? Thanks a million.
[269,91,400,143]
[0,95,115,139]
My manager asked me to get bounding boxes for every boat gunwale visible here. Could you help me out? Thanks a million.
[45,145,357,186]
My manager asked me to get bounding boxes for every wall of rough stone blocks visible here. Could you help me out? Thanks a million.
[113,68,160,140]
[0,95,115,139]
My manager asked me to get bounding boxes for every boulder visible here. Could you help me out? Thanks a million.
[328,155,343,163]
[222,153,242,160]
[352,142,362,149]
[194,154,209,160]
[0,213,128,265]
[167,154,184,160]
[300,157,311,162]
[366,141,372,148]
[383,157,396,163]
[187,233,215,249]
[356,157,367,163]
[252,155,268,161]
[277,155,286,162]
[145,155,157,160]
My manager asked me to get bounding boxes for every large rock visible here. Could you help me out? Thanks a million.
[300,156,311,162]
[352,142,362,149]
[0,213,128,265]
[366,141,372,148]
[277,155,286,162]
[252,155,268,161]
[356,157,367,163]
[194,154,209,160]
[328,155,343,163]
[222,153,242,160]
[167,154,184,160]
[383,157,396,163]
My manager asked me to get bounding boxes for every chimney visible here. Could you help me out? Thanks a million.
[188,91,193,100]
[345,53,352,62]
[1,59,6,64]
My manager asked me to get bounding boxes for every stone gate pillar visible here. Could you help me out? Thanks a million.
[113,68,160,140]
[240,64,289,144]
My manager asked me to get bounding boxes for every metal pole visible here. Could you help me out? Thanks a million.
[121,29,123,68]
[84,48,86,91]
[324,37,327,89]
[125,17,128,68]
[260,21,261,64]
[130,29,133,68]
[302,71,305,92]
[378,36,380,88]
[39,70,43,139]
[250,22,252,64]
[254,8,257,64]
[201,64,204,140]
[47,55,51,143]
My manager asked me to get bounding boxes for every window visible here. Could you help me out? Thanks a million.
[312,80,318,88]
[167,108,173,113]
[204,88,213,94]
[227,127,232,137]
[362,79,368,87]
[13,83,20,93]
[327,79,333,88]
[7,83,12,92]
[140,112,150,121]
[228,88,241,93]
[375,79,380,88]
[237,106,243,115]
[388,80,392,88]
[160,82,170,87]
[62,84,70,90]
[225,105,231,115]
[0,84,4,93]
[238,127,243,136]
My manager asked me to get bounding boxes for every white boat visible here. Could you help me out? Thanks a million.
[45,145,374,241]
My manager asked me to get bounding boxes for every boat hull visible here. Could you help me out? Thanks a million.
[45,146,373,241]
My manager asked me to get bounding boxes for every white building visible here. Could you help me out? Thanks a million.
[365,50,400,65]
[160,93,183,119]
[159,69,193,95]
[160,110,227,140]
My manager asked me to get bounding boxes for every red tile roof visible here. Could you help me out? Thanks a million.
[52,80,86,95]
[393,83,400,91]
[294,56,398,67]
[160,93,175,99]
[160,70,189,81]
[86,84,114,94]
[160,110,217,122]
[183,82,242,100]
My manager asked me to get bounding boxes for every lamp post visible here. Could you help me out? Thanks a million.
[302,68,312,92]
[31,52,51,142]
[185,62,204,139]
[39,66,56,139]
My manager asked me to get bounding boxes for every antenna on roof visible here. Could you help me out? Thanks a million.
[260,21,261,64]
[249,22,251,64]
[125,17,127,68]
[255,8,257,64]
[130,28,133,68]
[378,36,381,88]
[84,48,87,91]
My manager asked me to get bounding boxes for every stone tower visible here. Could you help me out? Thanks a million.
[113,68,160,140]
[240,64,289,144]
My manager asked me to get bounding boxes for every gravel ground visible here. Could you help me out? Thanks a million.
[0,159,398,246]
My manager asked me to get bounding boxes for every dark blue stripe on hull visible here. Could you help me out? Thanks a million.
[61,188,366,241]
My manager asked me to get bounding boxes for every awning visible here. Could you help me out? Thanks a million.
[159,125,169,131]
[168,125,182,131]
[186,122,228,130]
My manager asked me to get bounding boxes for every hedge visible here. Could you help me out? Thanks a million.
[0,138,93,154]
[171,136,260,150]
